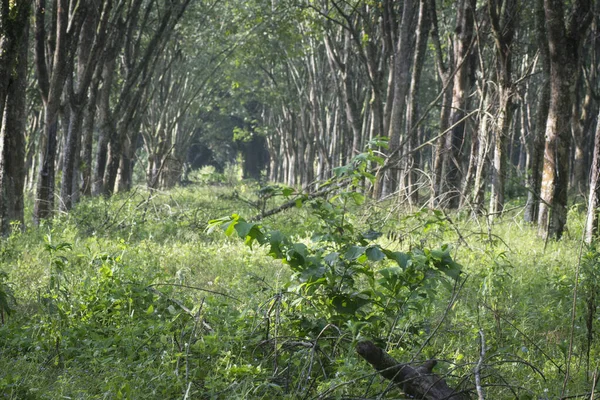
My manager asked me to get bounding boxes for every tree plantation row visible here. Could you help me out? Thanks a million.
[0,0,598,240]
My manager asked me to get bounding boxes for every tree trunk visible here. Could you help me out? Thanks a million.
[81,71,101,196]
[406,0,431,205]
[585,109,600,243]
[445,0,475,209]
[92,59,116,196]
[33,0,85,223]
[538,0,592,240]
[386,0,416,197]
[0,12,29,234]
[524,0,550,223]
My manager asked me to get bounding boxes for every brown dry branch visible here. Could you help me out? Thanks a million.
[356,341,470,399]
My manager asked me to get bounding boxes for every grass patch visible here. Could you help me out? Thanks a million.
[0,183,597,399]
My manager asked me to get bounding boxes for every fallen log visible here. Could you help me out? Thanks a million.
[356,341,470,399]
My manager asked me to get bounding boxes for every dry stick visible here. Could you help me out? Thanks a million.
[185,297,205,394]
[146,286,213,331]
[591,368,598,400]
[250,180,349,222]
[147,282,240,302]
[562,231,588,397]
[475,329,485,400]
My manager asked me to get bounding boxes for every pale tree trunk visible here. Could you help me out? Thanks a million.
[386,0,416,197]
[445,0,475,209]
[585,109,600,243]
[81,70,101,196]
[525,0,551,223]
[538,0,592,240]
[429,0,453,206]
[92,59,116,196]
[571,25,597,197]
[406,0,431,205]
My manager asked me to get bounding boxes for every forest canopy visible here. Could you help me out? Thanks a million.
[0,0,597,240]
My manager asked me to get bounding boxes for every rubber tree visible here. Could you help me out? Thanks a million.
[59,0,117,211]
[488,0,519,217]
[33,0,86,224]
[0,1,31,234]
[537,0,592,240]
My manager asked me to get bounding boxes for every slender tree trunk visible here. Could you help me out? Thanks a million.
[81,72,100,196]
[429,0,453,206]
[92,59,116,196]
[524,0,551,223]
[585,109,600,243]
[386,0,416,197]
[406,0,431,205]
[0,14,29,234]
[445,0,475,208]
[538,0,592,240]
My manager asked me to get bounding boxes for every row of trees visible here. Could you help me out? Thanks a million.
[1,0,600,243]
[231,0,599,241]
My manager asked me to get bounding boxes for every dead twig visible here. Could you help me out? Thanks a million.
[475,330,485,400]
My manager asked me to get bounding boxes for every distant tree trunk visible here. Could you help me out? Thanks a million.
[524,0,550,223]
[33,0,85,224]
[429,0,453,206]
[81,71,101,196]
[386,0,416,197]
[0,10,29,234]
[538,0,592,240]
[488,0,518,217]
[92,59,116,196]
[445,0,475,208]
[60,2,112,210]
[585,110,600,243]
[406,0,431,205]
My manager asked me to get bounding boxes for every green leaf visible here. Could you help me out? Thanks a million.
[382,250,410,268]
[362,230,383,240]
[146,304,154,315]
[366,246,385,262]
[351,192,365,205]
[324,252,340,266]
[344,246,366,261]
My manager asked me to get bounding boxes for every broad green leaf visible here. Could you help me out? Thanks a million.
[382,249,410,268]
[366,246,385,262]
[344,246,366,261]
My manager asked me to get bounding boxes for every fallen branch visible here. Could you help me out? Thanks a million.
[356,341,470,399]
[250,184,341,222]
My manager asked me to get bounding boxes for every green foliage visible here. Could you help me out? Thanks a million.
[0,179,597,398]
[209,151,462,342]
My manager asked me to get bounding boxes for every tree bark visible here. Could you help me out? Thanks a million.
[538,0,592,240]
[524,0,550,223]
[386,0,416,197]
[445,0,475,209]
[33,0,85,224]
[406,0,431,205]
[356,341,469,400]
[0,6,29,234]
[488,0,518,217]
[585,109,600,243]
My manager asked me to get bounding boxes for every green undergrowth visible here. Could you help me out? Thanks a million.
[0,181,598,399]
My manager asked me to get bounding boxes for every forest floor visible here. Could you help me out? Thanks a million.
[0,177,597,399]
